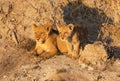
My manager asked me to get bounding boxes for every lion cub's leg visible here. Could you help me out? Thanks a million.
[29,46,57,60]
[39,48,57,59]
[66,35,80,59]
[40,51,57,59]
[66,41,79,59]
[35,43,44,55]
[72,41,80,59]
[39,40,58,59]
[66,42,73,57]
[27,46,44,60]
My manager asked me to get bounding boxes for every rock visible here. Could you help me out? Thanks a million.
[44,72,89,81]
[2,2,12,15]
[79,41,108,69]
[116,29,120,41]
[0,34,2,39]
[33,77,39,81]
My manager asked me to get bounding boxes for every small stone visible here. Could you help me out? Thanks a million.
[2,2,12,15]
[97,75,103,81]
[117,74,120,77]
[88,66,94,71]
[32,65,41,69]
[33,77,39,81]
[79,41,108,69]
[43,73,47,77]
[11,18,16,22]
[0,34,2,39]
[3,75,7,78]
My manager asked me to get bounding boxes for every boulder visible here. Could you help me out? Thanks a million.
[79,41,108,69]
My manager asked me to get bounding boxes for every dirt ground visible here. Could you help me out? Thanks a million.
[0,0,120,81]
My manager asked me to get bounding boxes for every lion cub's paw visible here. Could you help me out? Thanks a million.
[40,52,56,59]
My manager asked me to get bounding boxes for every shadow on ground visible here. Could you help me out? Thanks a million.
[105,46,120,59]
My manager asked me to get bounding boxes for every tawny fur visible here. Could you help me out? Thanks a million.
[32,23,58,59]
[57,24,80,59]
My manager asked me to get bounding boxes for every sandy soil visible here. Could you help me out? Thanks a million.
[0,0,120,81]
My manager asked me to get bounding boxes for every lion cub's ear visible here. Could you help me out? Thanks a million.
[68,24,74,30]
[32,24,38,31]
[44,23,51,32]
[56,24,61,31]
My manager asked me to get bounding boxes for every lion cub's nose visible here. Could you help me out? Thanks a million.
[62,37,64,40]
[41,40,45,43]
[36,38,39,41]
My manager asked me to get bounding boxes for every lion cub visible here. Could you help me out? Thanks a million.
[32,23,58,59]
[57,24,80,59]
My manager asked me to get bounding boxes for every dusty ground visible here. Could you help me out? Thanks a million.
[0,0,120,81]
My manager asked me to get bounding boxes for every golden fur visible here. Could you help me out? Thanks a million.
[32,23,58,59]
[31,23,88,60]
[57,24,80,59]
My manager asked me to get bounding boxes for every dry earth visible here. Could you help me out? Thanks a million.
[0,0,120,81]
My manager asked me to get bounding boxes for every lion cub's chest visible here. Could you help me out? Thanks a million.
[36,34,57,52]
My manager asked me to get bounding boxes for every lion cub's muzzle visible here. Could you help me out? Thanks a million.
[37,39,46,44]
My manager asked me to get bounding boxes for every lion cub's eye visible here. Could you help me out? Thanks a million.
[36,38,39,41]
[59,32,61,34]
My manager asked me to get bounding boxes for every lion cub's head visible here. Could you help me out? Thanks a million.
[32,23,51,44]
[57,24,74,41]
